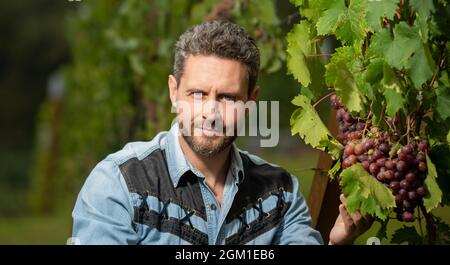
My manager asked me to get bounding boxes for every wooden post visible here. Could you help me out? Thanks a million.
[307,108,341,244]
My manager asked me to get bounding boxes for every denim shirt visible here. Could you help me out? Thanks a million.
[71,124,323,245]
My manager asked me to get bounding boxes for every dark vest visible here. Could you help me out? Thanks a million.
[119,148,293,245]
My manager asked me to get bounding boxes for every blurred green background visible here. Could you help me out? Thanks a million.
[0,0,447,245]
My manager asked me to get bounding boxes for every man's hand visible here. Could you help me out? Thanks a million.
[328,194,374,245]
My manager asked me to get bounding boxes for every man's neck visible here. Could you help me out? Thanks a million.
[178,135,231,204]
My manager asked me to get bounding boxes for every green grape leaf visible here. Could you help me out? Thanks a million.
[423,155,443,212]
[287,21,312,87]
[364,58,384,85]
[436,85,450,120]
[319,136,344,160]
[290,0,305,7]
[316,0,346,36]
[381,63,405,117]
[356,73,375,101]
[376,219,389,240]
[291,95,343,158]
[369,22,435,87]
[435,218,450,244]
[391,225,423,245]
[383,89,405,117]
[367,28,393,58]
[386,22,419,68]
[339,163,396,220]
[416,12,429,41]
[328,159,341,180]
[316,0,368,44]
[370,94,384,126]
[325,47,364,112]
[300,86,315,100]
[368,22,432,78]
[410,0,435,18]
[429,144,450,205]
[366,0,400,32]
[407,42,435,88]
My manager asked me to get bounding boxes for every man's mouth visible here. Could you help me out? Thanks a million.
[194,126,223,137]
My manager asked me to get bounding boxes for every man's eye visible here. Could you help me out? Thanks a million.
[192,92,204,98]
[221,95,235,101]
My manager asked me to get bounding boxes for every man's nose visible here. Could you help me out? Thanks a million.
[203,95,220,117]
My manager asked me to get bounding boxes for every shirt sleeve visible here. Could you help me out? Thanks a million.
[272,175,324,245]
[71,159,139,244]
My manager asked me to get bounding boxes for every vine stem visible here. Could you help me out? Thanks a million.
[312,91,335,110]
[405,112,411,143]
[362,101,373,139]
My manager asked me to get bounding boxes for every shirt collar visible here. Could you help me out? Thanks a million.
[165,123,245,188]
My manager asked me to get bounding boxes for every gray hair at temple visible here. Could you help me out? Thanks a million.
[173,20,260,95]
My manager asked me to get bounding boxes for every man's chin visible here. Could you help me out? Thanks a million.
[182,134,236,157]
[190,135,224,148]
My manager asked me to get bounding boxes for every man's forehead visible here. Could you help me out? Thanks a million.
[180,55,248,93]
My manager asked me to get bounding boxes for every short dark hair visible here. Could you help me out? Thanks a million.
[173,20,260,95]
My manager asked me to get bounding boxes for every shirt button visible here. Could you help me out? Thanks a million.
[210,204,216,210]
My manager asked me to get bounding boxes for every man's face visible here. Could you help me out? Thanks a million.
[168,55,258,157]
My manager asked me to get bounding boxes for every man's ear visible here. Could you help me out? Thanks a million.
[248,85,259,101]
[168,75,178,107]
[245,85,259,118]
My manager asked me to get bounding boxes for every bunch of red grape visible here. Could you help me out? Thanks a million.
[331,95,429,222]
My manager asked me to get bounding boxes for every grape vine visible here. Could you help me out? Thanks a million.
[289,0,450,244]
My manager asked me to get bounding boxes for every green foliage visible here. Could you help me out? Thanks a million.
[316,0,368,45]
[366,0,400,32]
[288,0,450,244]
[290,95,343,160]
[436,85,450,120]
[435,217,450,244]
[325,46,364,112]
[391,225,423,245]
[287,21,312,87]
[423,154,442,212]
[340,163,396,220]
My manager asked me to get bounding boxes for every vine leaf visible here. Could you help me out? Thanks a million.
[316,0,368,45]
[423,155,442,212]
[290,95,343,160]
[366,0,400,32]
[407,42,435,88]
[391,225,423,245]
[368,22,435,88]
[376,219,389,240]
[381,63,405,117]
[436,85,450,120]
[328,159,341,180]
[286,21,312,87]
[325,47,364,113]
[409,0,435,18]
[339,163,396,220]
[383,89,405,117]
[435,217,450,244]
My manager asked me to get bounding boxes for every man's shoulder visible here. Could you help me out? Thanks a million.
[236,149,297,193]
[104,130,169,166]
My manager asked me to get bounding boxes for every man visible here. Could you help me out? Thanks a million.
[72,20,372,245]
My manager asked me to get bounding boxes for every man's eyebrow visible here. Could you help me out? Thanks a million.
[218,92,239,98]
[185,88,206,94]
